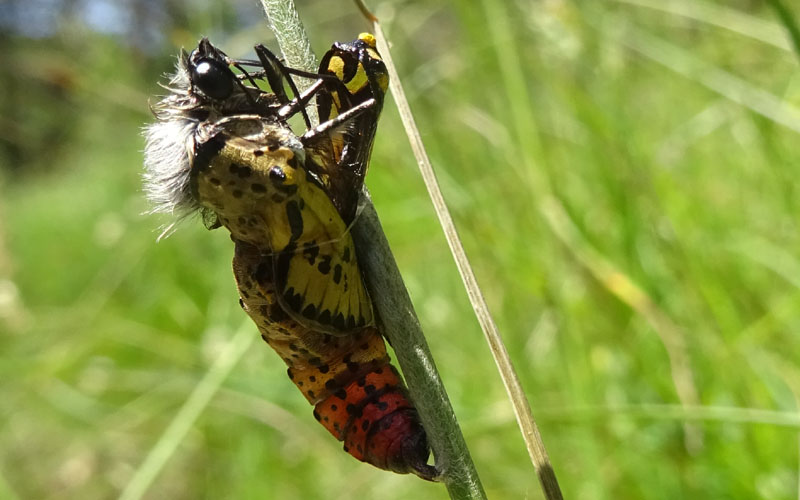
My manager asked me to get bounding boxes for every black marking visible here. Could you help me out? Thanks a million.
[302,303,318,319]
[302,242,320,265]
[283,287,303,312]
[309,375,316,382]
[330,404,338,411]
[334,389,347,399]
[236,165,252,178]
[339,55,359,83]
[342,246,351,263]
[232,189,243,198]
[317,255,332,274]
[319,364,330,374]
[325,379,338,391]
[333,313,346,330]
[364,384,376,394]
[273,180,298,196]
[313,410,322,421]
[346,404,362,418]
[189,135,226,197]
[308,357,321,366]
[307,389,315,399]
[361,420,370,431]
[333,264,342,284]
[286,201,304,241]
[318,309,331,325]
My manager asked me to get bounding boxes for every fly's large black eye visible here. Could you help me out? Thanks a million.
[191,58,234,100]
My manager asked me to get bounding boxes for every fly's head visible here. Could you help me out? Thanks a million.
[143,38,281,223]
[321,33,388,108]
[155,38,279,124]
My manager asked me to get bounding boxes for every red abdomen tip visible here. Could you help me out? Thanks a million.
[313,365,438,480]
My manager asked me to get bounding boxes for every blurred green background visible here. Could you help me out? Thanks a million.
[2,0,800,498]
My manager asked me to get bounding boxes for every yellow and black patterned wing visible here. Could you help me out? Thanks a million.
[197,128,375,335]
[267,160,374,335]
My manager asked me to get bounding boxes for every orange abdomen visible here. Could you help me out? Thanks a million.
[232,240,435,480]
[313,362,432,476]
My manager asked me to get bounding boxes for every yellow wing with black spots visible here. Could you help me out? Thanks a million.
[192,123,374,336]
[248,145,374,335]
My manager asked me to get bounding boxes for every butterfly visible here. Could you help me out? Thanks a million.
[144,34,436,480]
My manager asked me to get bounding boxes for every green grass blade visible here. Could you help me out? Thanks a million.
[766,0,800,61]
[118,320,255,500]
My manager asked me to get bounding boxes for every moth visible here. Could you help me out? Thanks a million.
[143,34,436,480]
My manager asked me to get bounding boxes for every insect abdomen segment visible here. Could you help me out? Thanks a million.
[233,239,435,479]
[313,363,432,476]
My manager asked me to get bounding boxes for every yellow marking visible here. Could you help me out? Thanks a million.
[328,56,345,82]
[366,47,382,62]
[375,72,389,92]
[346,63,369,94]
[358,32,377,48]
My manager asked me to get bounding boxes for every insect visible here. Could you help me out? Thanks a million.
[143,34,437,480]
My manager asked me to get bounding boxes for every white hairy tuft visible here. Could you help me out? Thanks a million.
[142,52,203,230]
[143,118,198,216]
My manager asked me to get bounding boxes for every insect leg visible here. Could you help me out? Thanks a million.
[277,78,325,121]
[300,98,376,143]
[253,44,312,130]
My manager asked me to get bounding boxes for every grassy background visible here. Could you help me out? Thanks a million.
[2,0,800,498]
